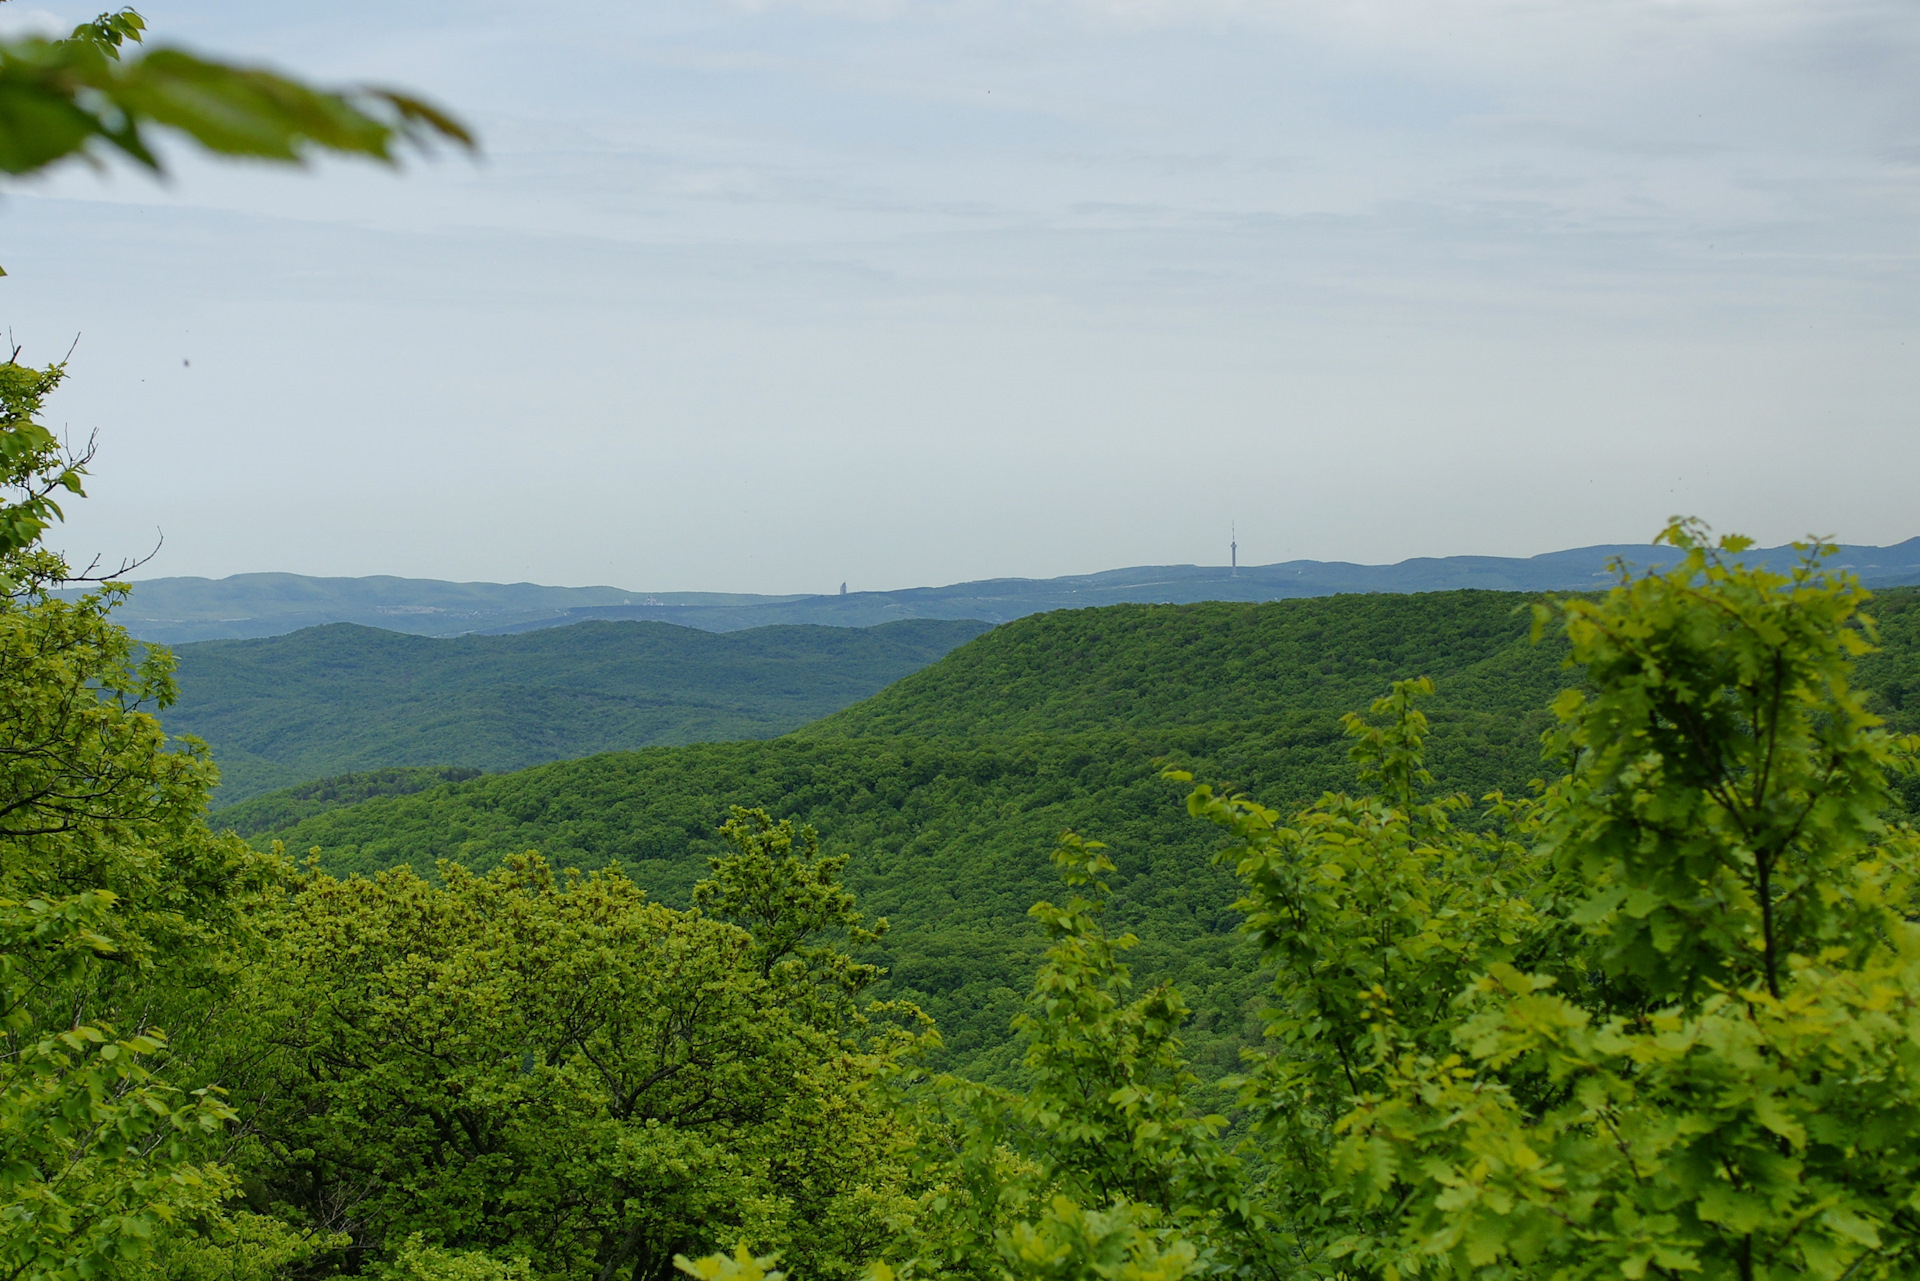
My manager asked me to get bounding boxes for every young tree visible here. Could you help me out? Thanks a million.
[1186,523,1920,1280]
[888,833,1269,1281]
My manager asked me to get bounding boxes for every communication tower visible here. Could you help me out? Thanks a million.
[1231,524,1238,577]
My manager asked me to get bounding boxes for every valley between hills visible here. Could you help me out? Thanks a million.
[194,585,1920,1083]
[163,618,990,804]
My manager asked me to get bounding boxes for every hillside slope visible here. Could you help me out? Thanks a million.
[803,591,1568,741]
[165,616,990,804]
[233,591,1572,1077]
[233,586,1920,1081]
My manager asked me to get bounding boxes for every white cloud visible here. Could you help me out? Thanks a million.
[0,6,68,37]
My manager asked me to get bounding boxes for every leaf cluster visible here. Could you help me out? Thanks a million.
[0,578,278,1280]
[0,8,469,182]
[1162,522,1920,1281]
[218,834,932,1280]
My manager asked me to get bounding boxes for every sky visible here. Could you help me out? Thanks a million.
[3,0,1917,593]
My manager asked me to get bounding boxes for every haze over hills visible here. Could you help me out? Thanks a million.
[90,574,806,643]
[95,537,1920,642]
[164,617,990,806]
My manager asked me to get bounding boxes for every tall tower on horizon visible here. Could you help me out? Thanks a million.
[1231,524,1238,577]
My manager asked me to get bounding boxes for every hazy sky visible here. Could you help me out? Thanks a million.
[4,0,1917,592]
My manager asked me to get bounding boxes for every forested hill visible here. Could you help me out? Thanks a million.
[222,590,1576,1078]
[804,590,1570,742]
[165,616,990,805]
[230,586,1920,1081]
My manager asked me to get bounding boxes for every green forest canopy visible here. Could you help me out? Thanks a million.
[229,585,1920,1081]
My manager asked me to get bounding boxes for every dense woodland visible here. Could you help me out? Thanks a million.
[7,11,1920,1281]
[217,590,1586,1083]
[214,587,1920,1082]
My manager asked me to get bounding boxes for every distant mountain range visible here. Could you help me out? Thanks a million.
[89,538,1920,643]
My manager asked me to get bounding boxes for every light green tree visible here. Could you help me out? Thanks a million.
[1183,522,1920,1280]
[883,832,1272,1281]
[0,395,295,1276]
[227,815,928,1280]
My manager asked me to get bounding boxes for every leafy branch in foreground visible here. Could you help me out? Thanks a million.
[0,360,73,588]
[0,6,471,183]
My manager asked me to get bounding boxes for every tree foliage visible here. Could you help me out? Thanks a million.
[1155,522,1920,1280]
[897,832,1272,1281]
[230,588,1611,1084]
[1,375,273,1279]
[0,357,82,577]
[224,818,928,1280]
[11,197,1920,1275]
[0,7,469,183]
[14,422,1920,1281]
[0,6,467,1270]
[690,520,1920,1281]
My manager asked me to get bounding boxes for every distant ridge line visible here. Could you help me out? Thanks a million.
[88,537,1920,644]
